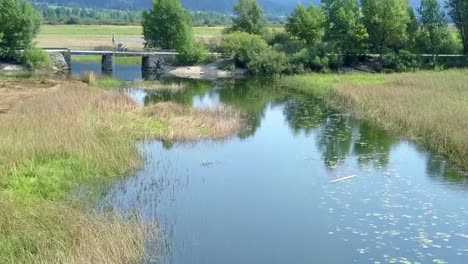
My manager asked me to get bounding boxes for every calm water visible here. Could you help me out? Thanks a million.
[73,65,468,264]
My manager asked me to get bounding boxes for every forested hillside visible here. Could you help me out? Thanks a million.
[33,0,443,14]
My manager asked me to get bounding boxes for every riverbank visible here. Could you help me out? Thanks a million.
[0,76,243,263]
[280,70,468,170]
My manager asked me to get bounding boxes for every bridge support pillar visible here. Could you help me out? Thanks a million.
[101,54,113,73]
[142,55,161,79]
[142,55,160,72]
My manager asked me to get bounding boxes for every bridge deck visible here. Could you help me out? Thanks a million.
[43,49,221,57]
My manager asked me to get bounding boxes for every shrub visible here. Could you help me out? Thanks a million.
[289,47,341,73]
[220,32,268,68]
[65,17,80,25]
[220,31,287,75]
[0,0,41,61]
[381,50,420,72]
[247,48,287,75]
[176,42,209,65]
[21,47,53,70]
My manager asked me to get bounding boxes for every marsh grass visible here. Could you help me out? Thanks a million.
[0,199,154,264]
[0,78,242,262]
[280,70,468,169]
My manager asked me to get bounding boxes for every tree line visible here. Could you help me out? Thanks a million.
[35,4,232,27]
[143,0,468,74]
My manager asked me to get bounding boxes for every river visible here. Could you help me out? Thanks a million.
[74,62,468,264]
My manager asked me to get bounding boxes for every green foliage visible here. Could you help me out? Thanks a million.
[381,50,420,72]
[20,47,53,70]
[406,6,420,51]
[142,0,193,50]
[289,46,343,73]
[286,3,326,46]
[361,0,411,53]
[220,31,286,74]
[231,0,266,34]
[418,0,451,57]
[246,47,287,75]
[446,0,468,54]
[322,0,368,55]
[0,0,41,61]
[176,41,210,65]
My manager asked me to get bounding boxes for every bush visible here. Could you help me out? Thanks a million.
[21,47,53,70]
[220,31,287,75]
[0,0,41,61]
[247,48,287,75]
[65,17,80,25]
[289,47,341,73]
[176,42,209,65]
[381,50,420,72]
[220,32,268,68]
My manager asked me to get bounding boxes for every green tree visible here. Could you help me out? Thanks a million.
[406,6,420,51]
[446,0,468,54]
[321,0,368,55]
[142,0,192,50]
[231,0,266,34]
[221,32,287,74]
[286,3,326,46]
[418,0,451,59]
[361,0,411,53]
[0,0,41,61]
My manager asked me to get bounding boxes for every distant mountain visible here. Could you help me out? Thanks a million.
[31,0,443,14]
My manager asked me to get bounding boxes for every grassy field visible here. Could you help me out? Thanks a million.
[0,76,242,263]
[280,70,468,170]
[36,25,225,50]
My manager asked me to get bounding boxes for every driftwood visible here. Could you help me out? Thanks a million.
[328,175,357,183]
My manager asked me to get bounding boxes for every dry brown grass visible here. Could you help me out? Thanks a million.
[0,76,243,263]
[281,70,468,169]
[0,199,155,264]
[333,71,468,167]
[81,71,97,85]
[144,102,243,141]
[0,79,60,114]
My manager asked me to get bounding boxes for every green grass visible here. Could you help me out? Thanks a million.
[280,70,468,169]
[39,25,225,37]
[40,25,142,36]
[73,55,141,66]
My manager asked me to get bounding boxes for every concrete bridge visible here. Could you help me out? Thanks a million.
[44,49,221,73]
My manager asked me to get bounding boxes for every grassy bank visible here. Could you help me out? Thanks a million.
[280,70,468,169]
[0,77,242,263]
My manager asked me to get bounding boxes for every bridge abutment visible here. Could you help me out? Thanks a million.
[101,54,113,73]
[142,55,160,72]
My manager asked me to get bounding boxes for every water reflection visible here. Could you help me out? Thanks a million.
[134,79,466,183]
[104,78,468,264]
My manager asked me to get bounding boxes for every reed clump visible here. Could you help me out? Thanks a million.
[81,71,97,85]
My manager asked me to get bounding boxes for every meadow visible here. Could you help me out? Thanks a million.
[36,25,225,50]
[0,76,242,263]
[280,70,468,170]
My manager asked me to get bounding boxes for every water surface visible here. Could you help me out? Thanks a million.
[72,65,468,264]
